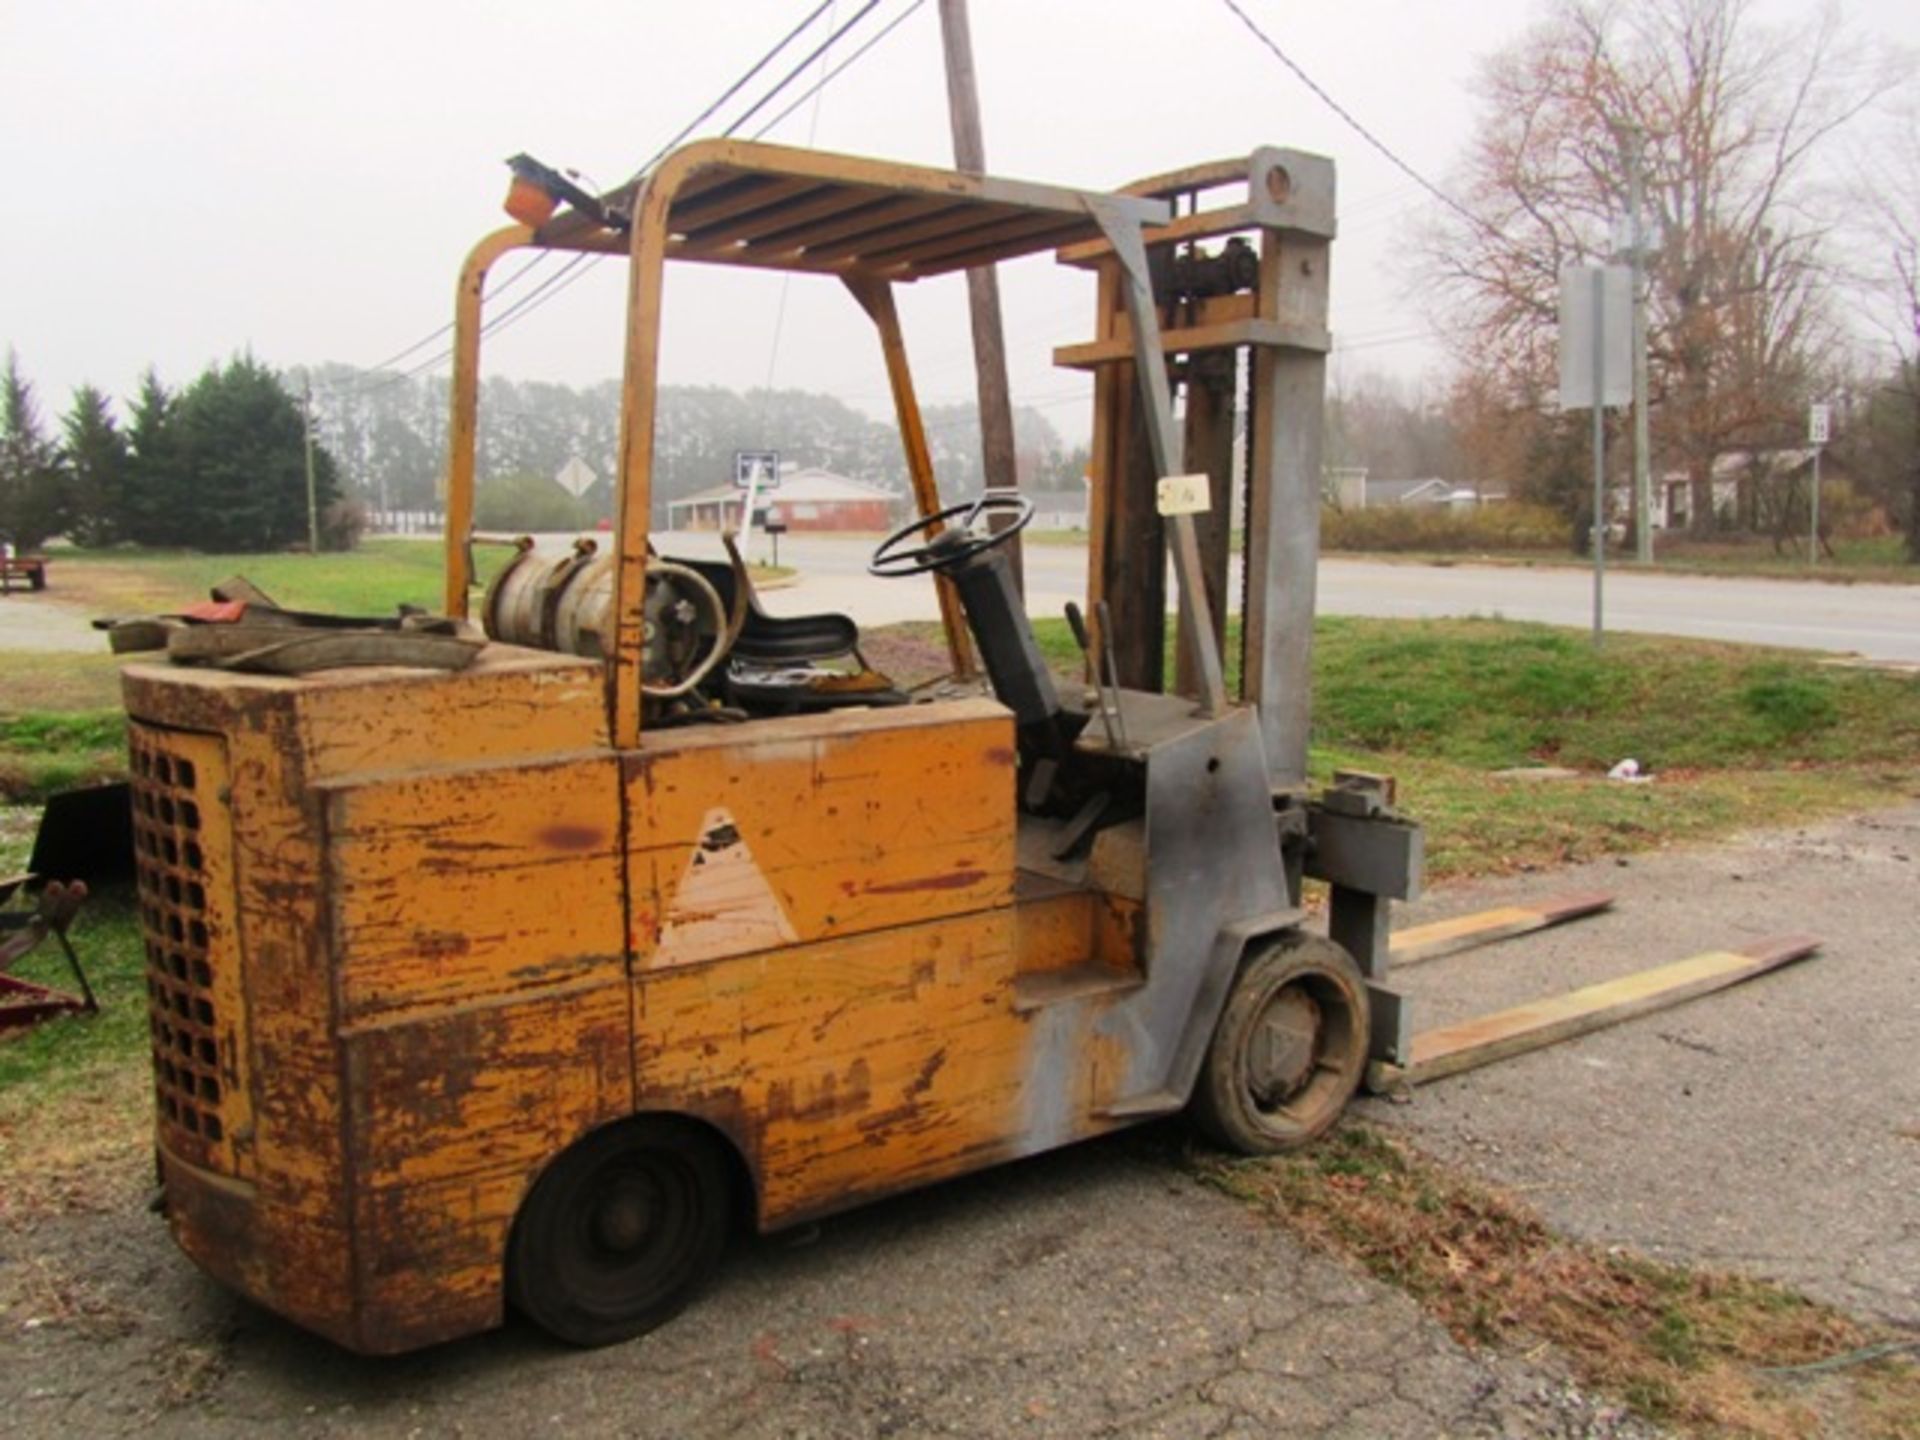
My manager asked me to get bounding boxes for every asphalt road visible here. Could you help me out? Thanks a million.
[1363,803,1920,1329]
[651,531,1920,662]
[3,534,1912,661]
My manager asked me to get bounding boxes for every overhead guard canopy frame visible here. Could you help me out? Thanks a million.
[440,139,1173,749]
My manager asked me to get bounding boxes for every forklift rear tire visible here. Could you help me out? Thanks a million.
[507,1116,730,1347]
[1190,934,1369,1155]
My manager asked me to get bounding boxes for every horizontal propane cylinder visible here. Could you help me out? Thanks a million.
[482,538,614,658]
[480,538,730,697]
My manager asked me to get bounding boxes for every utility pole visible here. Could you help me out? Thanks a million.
[1624,124,1653,564]
[938,0,1022,594]
[302,378,320,554]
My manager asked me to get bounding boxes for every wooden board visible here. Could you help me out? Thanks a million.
[1389,892,1614,968]
[1366,935,1819,1091]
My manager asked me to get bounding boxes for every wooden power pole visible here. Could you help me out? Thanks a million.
[938,0,1023,593]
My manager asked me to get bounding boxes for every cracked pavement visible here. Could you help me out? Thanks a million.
[1362,803,1920,1329]
[6,1132,1649,1438]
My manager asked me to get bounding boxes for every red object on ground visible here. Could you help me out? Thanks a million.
[178,600,249,623]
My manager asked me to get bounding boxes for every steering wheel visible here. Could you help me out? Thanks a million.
[868,492,1035,578]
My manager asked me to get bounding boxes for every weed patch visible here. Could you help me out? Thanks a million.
[1200,1122,1920,1437]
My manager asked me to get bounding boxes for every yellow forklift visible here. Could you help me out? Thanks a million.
[123,139,1419,1352]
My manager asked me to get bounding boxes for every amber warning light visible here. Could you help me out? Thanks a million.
[502,153,622,233]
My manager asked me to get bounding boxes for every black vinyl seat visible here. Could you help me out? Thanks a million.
[664,553,907,713]
[672,556,858,665]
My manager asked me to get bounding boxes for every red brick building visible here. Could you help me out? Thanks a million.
[665,467,900,533]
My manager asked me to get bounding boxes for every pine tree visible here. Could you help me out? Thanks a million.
[171,355,338,551]
[62,384,131,547]
[124,369,182,546]
[0,351,72,548]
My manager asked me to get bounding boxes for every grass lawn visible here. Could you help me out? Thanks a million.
[1020,613,1920,878]
[44,537,509,616]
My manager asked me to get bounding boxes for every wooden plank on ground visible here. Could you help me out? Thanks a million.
[1365,935,1819,1092]
[1389,892,1615,968]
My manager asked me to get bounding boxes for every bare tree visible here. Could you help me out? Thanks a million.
[1844,105,1920,560]
[1422,0,1893,536]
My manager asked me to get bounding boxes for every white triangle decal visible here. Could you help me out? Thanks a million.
[654,807,799,968]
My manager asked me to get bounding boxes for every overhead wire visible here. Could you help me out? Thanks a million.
[334,0,863,401]
[1217,0,1522,259]
[450,0,896,366]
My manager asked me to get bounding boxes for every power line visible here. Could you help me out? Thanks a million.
[338,0,850,399]
[1217,0,1496,243]
[748,0,929,140]
[625,0,843,181]
[462,0,898,350]
[356,0,912,400]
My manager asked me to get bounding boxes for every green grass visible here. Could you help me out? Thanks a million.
[49,537,505,617]
[0,711,128,804]
[0,894,147,1096]
[1027,614,1920,772]
[1308,617,1920,771]
[1026,613,1920,878]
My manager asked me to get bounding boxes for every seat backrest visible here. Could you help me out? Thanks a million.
[665,555,859,664]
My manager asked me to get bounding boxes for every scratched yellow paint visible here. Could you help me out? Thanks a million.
[296,646,609,781]
[122,655,1150,1353]
[627,698,1016,962]
[634,909,1043,1224]
[323,755,625,1024]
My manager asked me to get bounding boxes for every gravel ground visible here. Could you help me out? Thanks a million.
[0,590,99,653]
[1359,802,1920,1328]
[3,1131,1652,1439]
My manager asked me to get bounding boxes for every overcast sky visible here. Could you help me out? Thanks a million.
[3,0,1914,446]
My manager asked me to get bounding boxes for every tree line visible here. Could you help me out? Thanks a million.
[1411,0,1917,560]
[0,351,343,553]
[288,363,1087,530]
[0,349,1088,552]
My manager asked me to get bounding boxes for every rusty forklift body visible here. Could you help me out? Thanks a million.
[125,140,1419,1353]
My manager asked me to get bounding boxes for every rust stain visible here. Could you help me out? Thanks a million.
[862,869,986,896]
[539,823,604,851]
[905,1047,946,1100]
[414,931,471,960]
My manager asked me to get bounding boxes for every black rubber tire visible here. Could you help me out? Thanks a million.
[507,1116,731,1347]
[1190,934,1370,1155]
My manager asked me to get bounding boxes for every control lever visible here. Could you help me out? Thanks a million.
[1064,601,1126,751]
[1094,600,1130,751]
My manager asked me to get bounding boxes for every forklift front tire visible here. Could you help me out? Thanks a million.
[507,1116,731,1347]
[1190,935,1369,1155]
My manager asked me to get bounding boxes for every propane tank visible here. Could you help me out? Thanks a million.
[481,538,726,694]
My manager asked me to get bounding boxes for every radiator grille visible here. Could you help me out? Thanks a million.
[130,724,250,1176]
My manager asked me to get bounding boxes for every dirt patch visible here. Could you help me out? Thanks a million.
[0,593,101,654]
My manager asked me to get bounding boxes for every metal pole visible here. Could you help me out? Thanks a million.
[735,461,762,551]
[303,379,320,553]
[1809,445,1821,566]
[1626,127,1653,564]
[938,0,1023,596]
[1591,268,1606,649]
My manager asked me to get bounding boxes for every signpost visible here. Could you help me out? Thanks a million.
[1807,402,1829,566]
[1559,264,1633,648]
[732,450,780,549]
